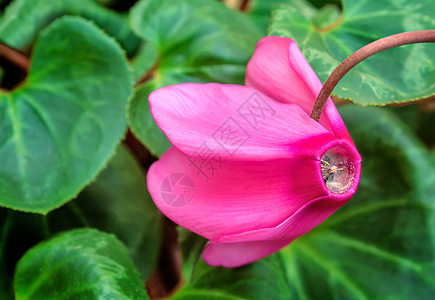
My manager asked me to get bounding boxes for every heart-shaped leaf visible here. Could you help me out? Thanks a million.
[268,0,435,105]
[14,228,149,300]
[0,16,132,213]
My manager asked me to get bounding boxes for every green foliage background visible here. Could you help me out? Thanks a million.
[0,0,433,299]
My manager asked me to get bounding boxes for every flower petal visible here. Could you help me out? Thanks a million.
[201,239,289,268]
[149,83,337,160]
[245,36,352,142]
[147,146,331,241]
[216,196,348,243]
[215,139,362,244]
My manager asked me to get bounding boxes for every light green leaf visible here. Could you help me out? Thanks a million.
[268,0,435,105]
[0,0,140,55]
[0,16,132,213]
[279,106,435,299]
[14,228,149,300]
[130,42,159,82]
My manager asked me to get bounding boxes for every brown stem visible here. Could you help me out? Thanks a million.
[310,30,435,122]
[0,42,30,72]
[240,0,250,12]
[135,57,160,87]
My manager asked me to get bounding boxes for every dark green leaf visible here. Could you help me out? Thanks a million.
[0,144,161,284]
[0,0,140,55]
[384,105,418,132]
[245,0,291,33]
[173,231,290,300]
[0,209,13,300]
[14,228,149,300]
[48,144,162,279]
[127,81,171,157]
[0,209,47,300]
[0,17,132,213]
[416,108,435,147]
[279,106,435,299]
[307,0,340,7]
[130,0,261,85]
[268,0,435,105]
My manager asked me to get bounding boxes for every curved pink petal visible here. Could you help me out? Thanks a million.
[147,146,335,241]
[245,36,352,143]
[215,139,362,243]
[201,240,289,268]
[149,83,337,160]
[217,196,347,243]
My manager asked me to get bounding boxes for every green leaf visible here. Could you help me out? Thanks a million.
[127,81,171,157]
[14,228,148,300]
[47,144,162,279]
[245,0,291,33]
[0,16,132,213]
[130,42,159,82]
[0,209,48,300]
[173,230,291,300]
[128,0,261,155]
[268,0,435,105]
[130,0,261,85]
[0,0,140,55]
[416,108,435,147]
[279,106,435,299]
[0,209,13,300]
[0,144,161,284]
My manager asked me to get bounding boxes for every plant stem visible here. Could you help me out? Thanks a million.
[310,30,435,122]
[0,42,29,72]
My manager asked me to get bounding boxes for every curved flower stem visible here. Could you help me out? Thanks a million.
[310,30,435,122]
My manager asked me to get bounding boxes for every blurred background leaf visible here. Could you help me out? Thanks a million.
[14,228,149,300]
[268,0,435,105]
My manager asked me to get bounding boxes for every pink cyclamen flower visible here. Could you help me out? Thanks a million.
[147,36,361,268]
